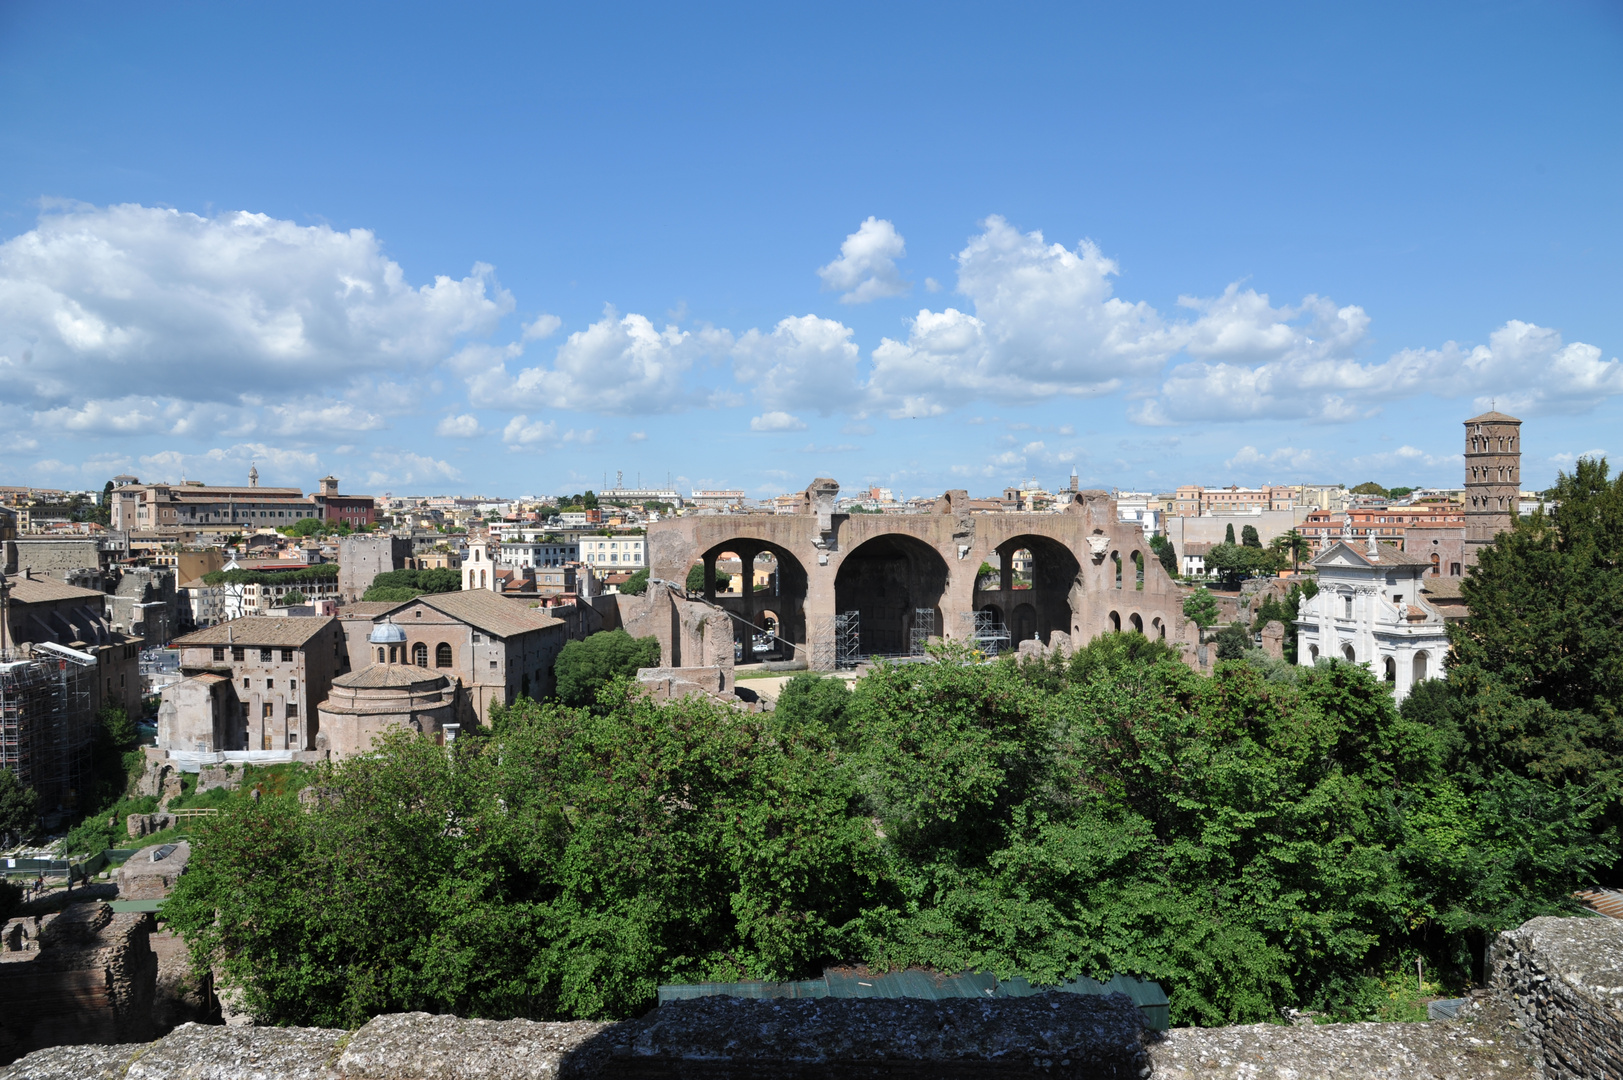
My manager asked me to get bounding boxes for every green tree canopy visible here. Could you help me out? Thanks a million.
[1350,481,1389,497]
[552,630,662,707]
[618,568,649,596]
[0,769,38,841]
[1214,621,1251,659]
[361,567,462,603]
[1224,522,1236,544]
[686,563,731,593]
[280,590,307,605]
[1183,587,1220,628]
[1204,543,1280,588]
[1240,524,1262,548]
[1150,535,1178,577]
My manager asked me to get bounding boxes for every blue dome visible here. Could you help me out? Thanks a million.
[369,621,407,645]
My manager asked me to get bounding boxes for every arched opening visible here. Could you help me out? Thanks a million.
[1112,551,1123,589]
[1413,651,1429,682]
[377,647,386,664]
[412,642,428,667]
[700,540,809,664]
[1109,610,1121,632]
[1011,603,1037,644]
[834,534,950,657]
[1309,644,1319,662]
[1129,612,1144,634]
[1151,616,1165,640]
[435,642,452,668]
[1383,656,1396,682]
[1132,551,1145,590]
[981,535,1081,645]
[1343,643,1356,662]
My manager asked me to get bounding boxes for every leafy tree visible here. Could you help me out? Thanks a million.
[1270,529,1309,571]
[685,563,731,593]
[1214,621,1251,660]
[1447,456,1623,797]
[1350,481,1389,497]
[552,630,662,707]
[1240,524,1261,548]
[362,568,463,602]
[1251,582,1314,665]
[582,490,598,510]
[773,674,854,743]
[0,769,38,843]
[1224,522,1236,544]
[1388,486,1416,499]
[1150,535,1178,577]
[619,568,649,596]
[281,590,307,605]
[1183,587,1220,628]
[1204,543,1279,588]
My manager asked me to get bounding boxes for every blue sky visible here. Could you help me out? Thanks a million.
[2,1,1620,500]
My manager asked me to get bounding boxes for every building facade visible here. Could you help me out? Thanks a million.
[578,535,646,569]
[1294,537,1449,702]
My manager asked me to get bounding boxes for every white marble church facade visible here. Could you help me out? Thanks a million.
[1296,536,1450,701]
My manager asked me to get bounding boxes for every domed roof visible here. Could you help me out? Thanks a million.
[369,620,407,644]
[331,664,449,691]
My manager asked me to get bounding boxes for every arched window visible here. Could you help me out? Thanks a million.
[413,642,428,667]
[1343,644,1356,662]
[1109,611,1121,632]
[480,569,487,587]
[1132,551,1144,590]
[1129,613,1143,634]
[1413,651,1429,683]
[1383,656,1396,682]
[1112,552,1122,589]
[377,647,386,663]
[388,644,399,663]
[1309,645,1319,662]
[436,643,453,667]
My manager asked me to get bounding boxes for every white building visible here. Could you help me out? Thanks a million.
[499,540,579,568]
[462,543,496,591]
[579,535,646,570]
[1295,536,1449,701]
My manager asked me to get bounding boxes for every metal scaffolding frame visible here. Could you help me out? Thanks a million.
[961,610,1012,656]
[0,645,95,813]
[834,610,862,669]
[910,607,935,656]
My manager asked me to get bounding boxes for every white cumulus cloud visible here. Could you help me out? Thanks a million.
[749,411,808,432]
[732,315,862,414]
[435,414,484,438]
[817,217,910,303]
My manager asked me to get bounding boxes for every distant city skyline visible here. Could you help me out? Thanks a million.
[1,2,1619,497]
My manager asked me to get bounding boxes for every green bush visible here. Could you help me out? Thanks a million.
[619,569,649,596]
[550,630,662,707]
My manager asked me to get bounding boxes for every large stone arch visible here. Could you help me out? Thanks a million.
[975,534,1081,646]
[834,533,950,657]
[698,538,809,664]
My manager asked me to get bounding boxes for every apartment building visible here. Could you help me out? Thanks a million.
[109,470,374,535]
[578,535,646,569]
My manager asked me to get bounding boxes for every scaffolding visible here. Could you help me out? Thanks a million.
[0,646,95,814]
[910,608,935,656]
[962,610,1012,656]
[834,611,862,669]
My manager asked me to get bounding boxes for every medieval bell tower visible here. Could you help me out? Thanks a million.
[1463,409,1521,563]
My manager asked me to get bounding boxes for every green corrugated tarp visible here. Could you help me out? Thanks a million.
[657,968,1170,1029]
[107,898,164,913]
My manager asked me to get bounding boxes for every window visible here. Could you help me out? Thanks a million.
[472,633,482,644]
[290,679,297,691]
[266,678,274,689]
[260,648,273,662]
[490,660,498,669]
[413,642,428,667]
[436,643,453,667]
[377,647,386,663]
[1343,595,1353,619]
[212,646,225,662]
[287,702,298,718]
[243,677,250,689]
[263,702,273,718]
[232,646,245,662]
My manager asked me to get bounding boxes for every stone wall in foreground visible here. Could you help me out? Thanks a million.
[1491,913,1623,1079]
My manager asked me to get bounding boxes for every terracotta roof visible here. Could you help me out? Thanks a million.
[332,664,449,690]
[1313,540,1434,568]
[1465,410,1521,424]
[1422,577,1466,600]
[173,616,336,648]
[5,577,106,605]
[418,590,563,639]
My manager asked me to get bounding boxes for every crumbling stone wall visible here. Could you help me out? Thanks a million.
[1491,914,1623,1079]
[0,903,155,1065]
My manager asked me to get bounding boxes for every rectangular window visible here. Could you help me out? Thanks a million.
[260,648,273,662]
[472,633,481,643]
[263,702,273,719]
[286,702,298,718]
[490,660,497,669]
[266,678,274,689]
[213,646,225,662]
[243,677,250,689]
[232,646,245,662]
[281,648,294,661]
[290,679,297,691]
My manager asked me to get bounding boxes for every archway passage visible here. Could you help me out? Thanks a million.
[1413,651,1429,683]
[700,540,808,663]
[977,535,1081,645]
[835,534,950,657]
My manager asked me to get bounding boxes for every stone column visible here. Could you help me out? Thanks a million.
[734,543,761,665]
